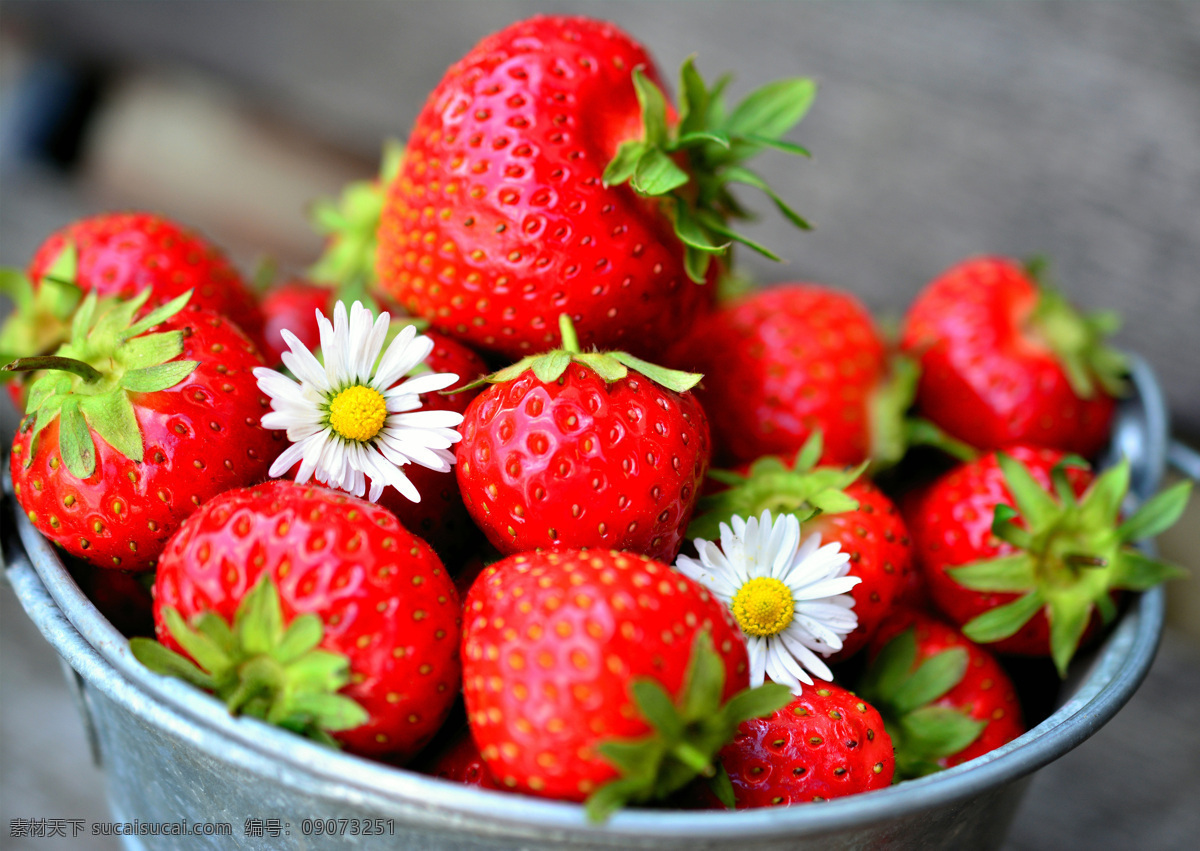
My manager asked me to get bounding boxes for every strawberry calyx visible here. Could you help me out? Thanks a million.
[869,354,978,468]
[5,288,199,479]
[0,242,84,372]
[130,576,369,747]
[948,453,1191,675]
[687,431,866,541]
[308,139,404,297]
[460,314,702,394]
[585,630,791,821]
[603,58,814,283]
[1024,258,1129,399]
[855,627,985,779]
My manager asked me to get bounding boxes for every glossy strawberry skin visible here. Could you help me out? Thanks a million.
[809,480,912,661]
[153,481,462,762]
[259,280,334,365]
[666,284,886,467]
[376,14,713,360]
[901,257,1115,457]
[456,364,710,562]
[29,212,267,353]
[910,445,1095,655]
[715,681,894,807]
[462,548,748,801]
[11,309,283,571]
[869,609,1025,769]
[376,462,478,570]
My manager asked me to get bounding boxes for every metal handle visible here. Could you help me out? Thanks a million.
[1168,439,1200,483]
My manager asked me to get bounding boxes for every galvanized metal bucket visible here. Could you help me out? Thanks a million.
[0,356,1175,850]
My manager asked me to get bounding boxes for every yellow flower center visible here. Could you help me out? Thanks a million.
[731,576,795,638]
[328,385,387,442]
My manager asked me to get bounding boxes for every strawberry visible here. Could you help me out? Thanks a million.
[900,256,1126,457]
[462,547,790,818]
[9,291,282,571]
[689,432,913,660]
[858,609,1024,778]
[130,480,462,763]
[456,316,710,563]
[1,212,267,365]
[666,284,910,468]
[259,279,336,365]
[376,14,814,360]
[420,727,504,791]
[703,680,894,807]
[909,445,1190,674]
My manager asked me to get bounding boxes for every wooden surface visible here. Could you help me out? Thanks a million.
[3,0,1199,440]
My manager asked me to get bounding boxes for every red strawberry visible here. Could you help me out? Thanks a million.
[259,279,335,365]
[12,212,265,355]
[705,680,894,807]
[859,609,1024,778]
[131,480,462,763]
[910,445,1190,673]
[666,284,896,467]
[456,317,710,563]
[9,291,282,571]
[420,728,504,791]
[900,256,1125,457]
[462,548,790,818]
[377,14,813,360]
[688,433,912,661]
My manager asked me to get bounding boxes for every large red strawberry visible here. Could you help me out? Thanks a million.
[419,727,505,791]
[689,432,913,661]
[858,609,1025,778]
[900,256,1126,457]
[456,316,710,563]
[2,212,266,360]
[666,284,904,468]
[910,445,1190,674]
[9,291,282,571]
[259,279,336,366]
[377,14,814,360]
[700,680,894,808]
[462,548,790,818]
[130,480,461,763]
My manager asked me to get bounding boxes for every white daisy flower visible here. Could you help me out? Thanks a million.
[253,300,464,504]
[675,510,860,695]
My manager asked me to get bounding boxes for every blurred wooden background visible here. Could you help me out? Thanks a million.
[1,4,1198,850]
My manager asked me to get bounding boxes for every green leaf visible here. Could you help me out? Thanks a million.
[708,763,736,809]
[194,612,235,654]
[274,613,324,664]
[122,290,194,339]
[948,554,1037,593]
[859,628,917,699]
[631,680,685,740]
[121,360,200,394]
[284,692,369,732]
[611,351,702,393]
[287,650,353,692]
[585,776,642,823]
[725,77,817,141]
[683,245,711,285]
[632,148,691,197]
[531,349,572,384]
[899,706,986,761]
[236,576,285,657]
[1117,480,1192,543]
[57,399,96,479]
[699,214,783,261]
[162,607,233,677]
[118,330,186,370]
[632,68,670,148]
[677,130,731,149]
[1078,459,1129,528]
[79,391,143,462]
[1109,549,1188,591]
[1047,596,1094,677]
[0,268,35,313]
[129,638,216,690]
[673,201,731,253]
[677,55,710,138]
[678,630,726,721]
[42,241,78,288]
[996,453,1059,529]
[720,681,792,725]
[891,647,969,715]
[740,134,811,158]
[722,165,812,230]
[574,352,629,383]
[990,505,1034,550]
[603,141,648,187]
[962,591,1045,644]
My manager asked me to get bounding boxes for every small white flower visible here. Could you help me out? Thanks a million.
[254,301,463,503]
[675,510,860,695]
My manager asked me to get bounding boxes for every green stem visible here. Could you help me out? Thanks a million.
[3,356,102,383]
[558,314,580,353]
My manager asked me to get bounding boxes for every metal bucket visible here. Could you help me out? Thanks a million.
[0,356,1175,850]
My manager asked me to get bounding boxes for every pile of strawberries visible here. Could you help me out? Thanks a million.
[3,14,1191,820]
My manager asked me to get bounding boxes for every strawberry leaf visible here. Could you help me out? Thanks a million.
[80,391,144,463]
[1048,595,1094,678]
[898,706,986,762]
[962,590,1045,644]
[632,148,690,196]
[602,140,648,187]
[1117,480,1192,543]
[1109,549,1188,591]
[57,399,95,479]
[120,360,200,394]
[890,647,970,715]
[129,638,216,690]
[948,554,1037,593]
[724,78,817,142]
